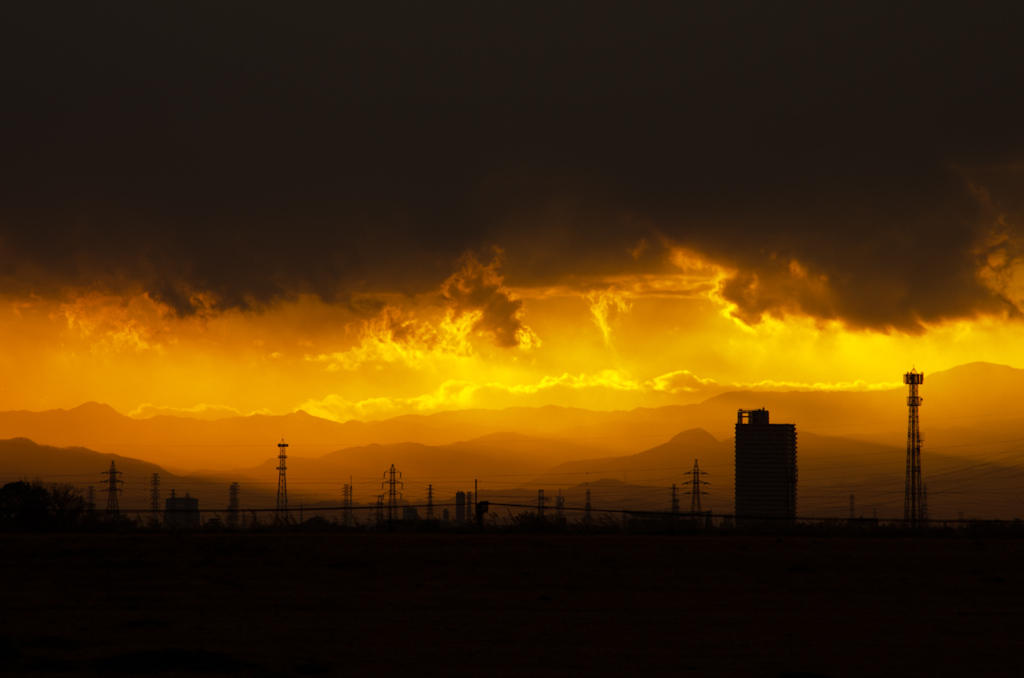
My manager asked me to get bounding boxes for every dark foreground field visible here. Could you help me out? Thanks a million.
[1,533,1022,677]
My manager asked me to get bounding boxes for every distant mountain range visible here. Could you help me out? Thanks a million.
[2,362,1024,520]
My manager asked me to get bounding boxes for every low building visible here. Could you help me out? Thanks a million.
[164,490,200,529]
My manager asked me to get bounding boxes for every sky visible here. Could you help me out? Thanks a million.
[2,2,1024,421]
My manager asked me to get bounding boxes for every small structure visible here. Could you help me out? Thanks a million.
[164,490,200,529]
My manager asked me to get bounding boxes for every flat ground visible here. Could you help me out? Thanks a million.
[0,533,1021,676]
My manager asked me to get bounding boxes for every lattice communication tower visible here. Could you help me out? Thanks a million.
[276,439,289,522]
[903,370,924,525]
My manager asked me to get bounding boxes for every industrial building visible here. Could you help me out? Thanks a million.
[164,490,200,529]
[734,409,797,521]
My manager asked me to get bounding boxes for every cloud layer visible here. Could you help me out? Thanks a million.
[2,3,1024,333]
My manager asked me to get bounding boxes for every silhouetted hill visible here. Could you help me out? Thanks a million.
[1,362,1022,507]
[541,428,730,486]
[0,438,278,514]
[0,436,168,481]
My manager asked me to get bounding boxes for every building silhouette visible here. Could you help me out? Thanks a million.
[164,490,200,529]
[734,409,797,521]
[455,491,466,523]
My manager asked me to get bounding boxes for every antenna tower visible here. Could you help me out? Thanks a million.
[381,464,403,527]
[537,489,547,519]
[276,439,289,523]
[684,459,709,513]
[426,484,434,520]
[228,482,240,528]
[903,369,924,525]
[103,461,123,517]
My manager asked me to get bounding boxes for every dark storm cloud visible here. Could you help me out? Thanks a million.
[440,251,528,348]
[1,1,1023,330]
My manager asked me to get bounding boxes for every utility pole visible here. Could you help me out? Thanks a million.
[103,461,123,518]
[276,439,289,524]
[684,459,709,513]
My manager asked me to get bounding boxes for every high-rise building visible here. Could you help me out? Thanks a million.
[734,409,797,521]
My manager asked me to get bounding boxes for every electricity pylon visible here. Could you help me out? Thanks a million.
[149,473,161,527]
[684,459,709,513]
[103,461,123,517]
[381,465,403,527]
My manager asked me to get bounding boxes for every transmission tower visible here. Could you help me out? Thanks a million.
[684,459,709,513]
[149,472,160,516]
[276,439,289,523]
[147,473,161,527]
[426,484,434,520]
[671,484,680,515]
[555,489,565,521]
[103,461,123,517]
[537,489,547,519]
[381,464,403,527]
[86,486,96,513]
[904,369,924,526]
[342,481,352,526]
[375,494,384,525]
[228,482,240,528]
[584,488,592,525]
